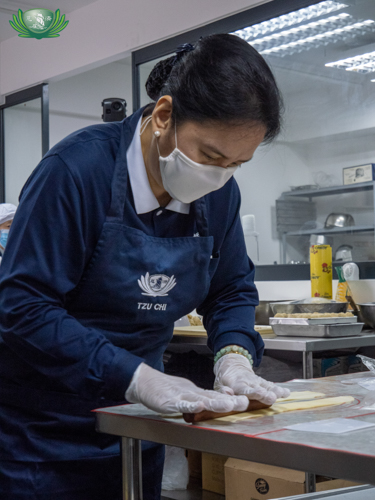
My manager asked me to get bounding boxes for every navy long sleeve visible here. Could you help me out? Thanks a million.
[0,114,264,404]
[197,180,264,365]
[0,151,143,400]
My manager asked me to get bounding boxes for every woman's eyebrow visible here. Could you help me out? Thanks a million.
[204,145,253,163]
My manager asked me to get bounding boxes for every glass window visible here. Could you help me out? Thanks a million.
[3,98,42,205]
[135,0,375,267]
[233,0,375,265]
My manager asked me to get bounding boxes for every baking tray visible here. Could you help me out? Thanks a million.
[271,322,365,338]
[270,316,357,326]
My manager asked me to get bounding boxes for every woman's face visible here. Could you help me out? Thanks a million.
[161,119,266,169]
[0,220,12,231]
[146,96,267,197]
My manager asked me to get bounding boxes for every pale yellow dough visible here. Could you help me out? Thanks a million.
[216,395,354,422]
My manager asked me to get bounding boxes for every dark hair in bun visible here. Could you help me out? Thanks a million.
[145,57,176,102]
[145,33,283,143]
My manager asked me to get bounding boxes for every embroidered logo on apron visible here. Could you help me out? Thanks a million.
[138,272,177,297]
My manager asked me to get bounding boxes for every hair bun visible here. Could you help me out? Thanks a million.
[145,56,176,101]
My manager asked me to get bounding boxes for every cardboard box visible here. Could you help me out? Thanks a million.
[202,453,227,495]
[187,450,202,481]
[224,459,360,500]
[343,163,375,185]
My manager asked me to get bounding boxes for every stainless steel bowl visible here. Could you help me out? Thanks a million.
[310,234,332,246]
[325,213,355,229]
[357,303,375,329]
[255,300,295,325]
[270,301,349,316]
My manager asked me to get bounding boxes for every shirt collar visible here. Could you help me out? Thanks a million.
[126,117,190,215]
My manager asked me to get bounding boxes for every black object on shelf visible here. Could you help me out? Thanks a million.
[101,98,126,122]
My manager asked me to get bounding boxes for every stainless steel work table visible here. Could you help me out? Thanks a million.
[169,331,375,379]
[95,372,375,500]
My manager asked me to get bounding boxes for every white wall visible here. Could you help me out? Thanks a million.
[49,59,132,147]
[255,279,333,301]
[236,140,311,265]
[0,0,270,98]
[3,101,42,204]
[1,59,133,205]
[238,57,375,265]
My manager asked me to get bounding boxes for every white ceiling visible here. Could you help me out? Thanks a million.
[0,0,98,42]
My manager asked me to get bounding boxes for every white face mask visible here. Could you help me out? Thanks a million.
[156,126,238,204]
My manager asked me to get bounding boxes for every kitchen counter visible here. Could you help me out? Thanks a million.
[95,372,375,500]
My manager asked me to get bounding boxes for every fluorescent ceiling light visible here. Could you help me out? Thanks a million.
[372,79,375,82]
[251,13,352,52]
[234,1,347,41]
[326,51,375,74]
[259,20,375,56]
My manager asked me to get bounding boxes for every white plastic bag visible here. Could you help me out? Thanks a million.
[161,446,189,491]
[358,355,375,373]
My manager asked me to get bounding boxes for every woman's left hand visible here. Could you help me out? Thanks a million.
[214,353,290,405]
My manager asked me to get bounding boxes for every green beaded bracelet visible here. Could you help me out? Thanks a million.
[214,345,253,366]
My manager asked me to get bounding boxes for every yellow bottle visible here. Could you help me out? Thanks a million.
[335,266,353,309]
[310,245,332,299]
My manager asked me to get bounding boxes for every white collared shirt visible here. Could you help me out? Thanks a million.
[126,117,190,215]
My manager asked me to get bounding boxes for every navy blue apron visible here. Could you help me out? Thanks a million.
[0,115,218,499]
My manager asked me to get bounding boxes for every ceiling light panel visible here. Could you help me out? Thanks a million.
[259,20,375,57]
[234,1,348,41]
[326,51,375,74]
[251,13,352,52]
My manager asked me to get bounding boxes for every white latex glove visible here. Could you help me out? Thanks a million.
[214,353,290,406]
[125,362,249,415]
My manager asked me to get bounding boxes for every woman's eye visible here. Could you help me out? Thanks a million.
[203,153,215,161]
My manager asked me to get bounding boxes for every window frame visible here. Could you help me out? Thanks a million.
[0,83,49,202]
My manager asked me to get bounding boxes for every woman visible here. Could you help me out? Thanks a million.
[0,34,289,499]
[0,203,17,260]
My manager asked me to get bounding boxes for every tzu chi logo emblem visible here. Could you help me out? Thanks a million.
[138,272,177,297]
[9,9,69,39]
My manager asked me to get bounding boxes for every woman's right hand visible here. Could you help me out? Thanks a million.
[125,362,249,415]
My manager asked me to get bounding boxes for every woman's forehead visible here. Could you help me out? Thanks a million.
[179,119,265,139]
[178,120,266,156]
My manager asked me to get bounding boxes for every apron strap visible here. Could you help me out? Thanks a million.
[193,197,210,237]
[107,110,145,221]
[108,129,131,221]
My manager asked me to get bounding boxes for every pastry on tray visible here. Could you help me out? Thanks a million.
[274,312,354,318]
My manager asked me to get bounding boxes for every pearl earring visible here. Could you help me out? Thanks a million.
[154,131,161,138]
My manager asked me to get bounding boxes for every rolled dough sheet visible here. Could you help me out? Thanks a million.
[216,395,355,422]
[161,392,326,419]
[173,325,275,337]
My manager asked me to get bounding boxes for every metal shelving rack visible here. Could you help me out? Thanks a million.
[278,181,375,264]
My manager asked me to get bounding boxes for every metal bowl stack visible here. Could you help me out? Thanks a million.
[270,301,349,316]
[356,303,375,330]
